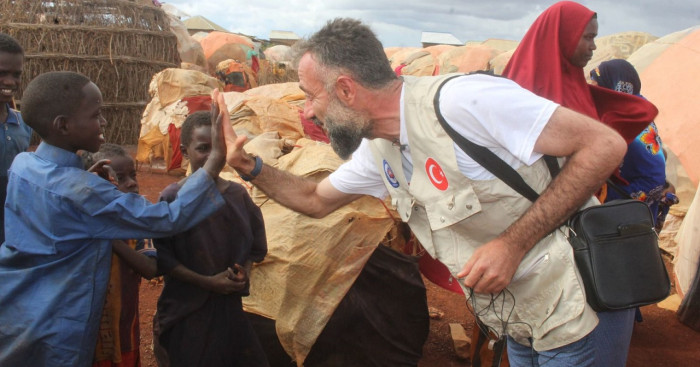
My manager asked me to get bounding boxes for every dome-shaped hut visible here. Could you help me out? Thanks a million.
[0,0,180,145]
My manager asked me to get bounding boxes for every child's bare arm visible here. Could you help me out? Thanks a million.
[202,89,228,179]
[169,265,244,294]
[111,240,157,279]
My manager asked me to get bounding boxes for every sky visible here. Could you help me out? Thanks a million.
[163,0,700,47]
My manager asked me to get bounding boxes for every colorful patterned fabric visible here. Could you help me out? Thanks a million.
[93,239,156,367]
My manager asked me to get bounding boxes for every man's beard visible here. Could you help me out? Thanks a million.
[324,98,372,160]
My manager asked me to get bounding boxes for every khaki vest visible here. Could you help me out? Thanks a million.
[368,74,597,350]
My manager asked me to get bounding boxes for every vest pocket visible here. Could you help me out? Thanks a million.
[423,187,481,231]
[512,233,587,338]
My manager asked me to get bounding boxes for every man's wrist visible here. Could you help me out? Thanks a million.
[240,154,263,181]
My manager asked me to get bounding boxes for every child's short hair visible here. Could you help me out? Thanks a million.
[0,33,23,55]
[94,143,129,162]
[181,111,211,147]
[20,71,91,139]
[79,144,129,170]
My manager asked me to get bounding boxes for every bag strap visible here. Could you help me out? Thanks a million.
[433,75,557,203]
[605,178,633,200]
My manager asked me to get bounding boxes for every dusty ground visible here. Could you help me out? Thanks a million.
[136,166,700,367]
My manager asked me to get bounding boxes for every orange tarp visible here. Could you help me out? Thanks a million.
[200,31,254,58]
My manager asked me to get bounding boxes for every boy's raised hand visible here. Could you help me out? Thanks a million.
[217,94,258,179]
[203,88,259,179]
[202,89,229,179]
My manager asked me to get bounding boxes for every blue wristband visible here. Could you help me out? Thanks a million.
[241,155,263,181]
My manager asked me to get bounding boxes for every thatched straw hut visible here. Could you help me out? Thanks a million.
[0,0,180,145]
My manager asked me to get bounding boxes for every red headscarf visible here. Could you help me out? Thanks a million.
[503,1,657,143]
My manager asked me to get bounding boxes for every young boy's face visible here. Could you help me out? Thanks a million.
[66,82,106,153]
[109,155,139,194]
[181,125,212,172]
[0,51,23,106]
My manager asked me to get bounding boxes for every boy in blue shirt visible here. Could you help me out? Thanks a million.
[0,71,229,367]
[0,33,32,244]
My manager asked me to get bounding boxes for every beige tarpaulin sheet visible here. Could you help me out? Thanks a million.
[657,149,696,257]
[155,68,222,107]
[628,26,700,188]
[241,139,397,364]
[625,27,700,293]
[583,31,657,79]
[222,85,305,142]
[264,44,292,63]
[136,68,221,164]
[674,188,700,298]
[167,13,206,69]
[388,47,422,69]
[384,46,403,61]
[136,77,302,167]
[490,49,514,75]
[481,38,518,53]
[438,44,501,74]
[401,51,435,76]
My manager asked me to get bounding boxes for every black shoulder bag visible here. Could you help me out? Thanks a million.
[433,75,670,312]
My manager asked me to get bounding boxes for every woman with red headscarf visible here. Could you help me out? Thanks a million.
[503,1,656,143]
[503,2,657,367]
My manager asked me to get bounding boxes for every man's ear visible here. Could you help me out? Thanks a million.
[179,144,188,158]
[335,75,356,106]
[53,115,69,136]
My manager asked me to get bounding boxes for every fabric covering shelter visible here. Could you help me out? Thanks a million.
[383,47,403,60]
[388,47,422,69]
[627,26,700,189]
[584,31,657,80]
[201,31,255,54]
[675,188,700,331]
[137,76,305,172]
[200,31,256,73]
[625,27,700,323]
[398,45,466,76]
[242,140,408,364]
[264,45,292,63]
[166,12,207,70]
[438,44,502,74]
[490,49,515,75]
[399,50,435,76]
[136,68,222,169]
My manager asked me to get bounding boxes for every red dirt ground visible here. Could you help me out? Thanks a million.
[135,166,700,367]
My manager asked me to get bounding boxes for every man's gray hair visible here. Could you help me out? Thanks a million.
[292,18,397,91]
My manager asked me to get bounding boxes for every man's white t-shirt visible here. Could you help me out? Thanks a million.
[329,74,559,199]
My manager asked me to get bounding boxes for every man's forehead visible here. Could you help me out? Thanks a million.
[298,55,322,93]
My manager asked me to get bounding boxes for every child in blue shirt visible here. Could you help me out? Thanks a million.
[0,33,32,244]
[0,71,230,367]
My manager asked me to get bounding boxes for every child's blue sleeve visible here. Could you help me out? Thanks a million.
[72,168,225,240]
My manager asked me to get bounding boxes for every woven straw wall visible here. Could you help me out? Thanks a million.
[0,0,180,145]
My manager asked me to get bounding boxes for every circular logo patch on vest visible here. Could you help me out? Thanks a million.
[425,157,448,191]
[383,160,400,188]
